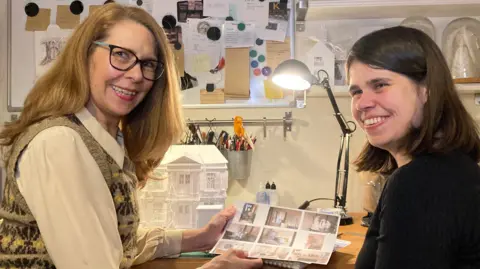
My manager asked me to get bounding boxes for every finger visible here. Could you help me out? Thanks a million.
[236,257,263,268]
[233,249,248,258]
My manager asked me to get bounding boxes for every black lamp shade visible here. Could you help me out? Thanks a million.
[272,59,313,91]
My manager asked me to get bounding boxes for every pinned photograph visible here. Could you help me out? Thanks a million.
[300,212,339,234]
[239,203,258,224]
[164,25,183,45]
[305,233,326,250]
[222,224,261,242]
[258,228,296,247]
[265,207,302,229]
[177,0,204,23]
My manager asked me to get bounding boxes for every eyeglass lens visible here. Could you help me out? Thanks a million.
[110,47,161,80]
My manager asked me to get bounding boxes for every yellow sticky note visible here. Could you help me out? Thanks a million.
[264,77,284,99]
[193,54,211,73]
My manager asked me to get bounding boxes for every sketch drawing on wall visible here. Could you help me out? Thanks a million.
[34,25,72,78]
[138,145,229,229]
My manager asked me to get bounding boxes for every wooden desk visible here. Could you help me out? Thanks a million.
[133,213,367,269]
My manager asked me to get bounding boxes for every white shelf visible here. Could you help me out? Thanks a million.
[307,83,480,98]
[306,0,480,20]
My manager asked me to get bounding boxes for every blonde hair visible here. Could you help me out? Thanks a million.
[0,4,184,186]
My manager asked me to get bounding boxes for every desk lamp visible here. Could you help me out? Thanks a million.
[272,59,355,225]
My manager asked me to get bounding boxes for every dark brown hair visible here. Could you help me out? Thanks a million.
[347,26,480,174]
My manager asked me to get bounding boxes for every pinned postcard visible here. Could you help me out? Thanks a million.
[35,25,72,78]
[224,21,255,48]
[238,0,269,27]
[204,0,230,17]
[257,2,289,42]
[177,0,204,23]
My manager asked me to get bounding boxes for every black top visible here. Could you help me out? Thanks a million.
[355,151,480,269]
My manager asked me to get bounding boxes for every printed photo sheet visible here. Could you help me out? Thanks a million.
[210,201,341,265]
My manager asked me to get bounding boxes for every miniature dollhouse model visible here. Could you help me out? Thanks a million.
[138,145,228,229]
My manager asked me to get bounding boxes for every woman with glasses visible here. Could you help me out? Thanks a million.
[0,3,261,269]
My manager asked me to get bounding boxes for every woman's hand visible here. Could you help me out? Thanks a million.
[199,205,236,249]
[181,206,236,252]
[200,249,263,269]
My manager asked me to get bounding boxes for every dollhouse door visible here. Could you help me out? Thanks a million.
[177,204,191,227]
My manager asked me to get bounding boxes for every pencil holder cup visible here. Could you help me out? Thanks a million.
[221,150,252,180]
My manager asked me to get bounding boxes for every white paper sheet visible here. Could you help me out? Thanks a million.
[203,0,229,17]
[34,25,72,79]
[183,19,223,74]
[224,21,255,48]
[238,0,269,27]
[152,0,178,23]
[129,0,154,14]
[256,19,288,42]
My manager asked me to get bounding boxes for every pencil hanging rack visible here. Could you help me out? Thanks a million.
[185,111,293,140]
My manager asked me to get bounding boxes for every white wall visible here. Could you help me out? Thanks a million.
[1,1,480,213]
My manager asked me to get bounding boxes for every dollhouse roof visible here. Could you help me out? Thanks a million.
[160,145,228,165]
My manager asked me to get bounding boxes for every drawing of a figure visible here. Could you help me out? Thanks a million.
[40,38,67,66]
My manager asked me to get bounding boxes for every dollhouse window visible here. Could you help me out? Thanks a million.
[207,173,216,189]
[179,174,191,184]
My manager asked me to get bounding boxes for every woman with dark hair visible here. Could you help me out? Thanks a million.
[348,26,480,269]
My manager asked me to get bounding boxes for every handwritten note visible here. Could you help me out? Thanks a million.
[266,39,291,71]
[204,0,229,17]
[239,0,268,27]
[224,21,255,48]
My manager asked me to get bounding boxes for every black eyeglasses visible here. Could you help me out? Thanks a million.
[93,41,164,81]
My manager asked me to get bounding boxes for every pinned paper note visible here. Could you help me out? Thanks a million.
[56,5,80,29]
[204,0,229,17]
[130,0,154,14]
[193,54,212,73]
[256,2,289,42]
[238,0,269,27]
[172,44,185,76]
[224,21,255,48]
[264,77,284,99]
[266,39,291,71]
[35,25,72,78]
[25,8,51,31]
[224,48,250,99]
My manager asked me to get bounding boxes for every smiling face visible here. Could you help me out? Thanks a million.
[349,61,427,154]
[87,19,156,126]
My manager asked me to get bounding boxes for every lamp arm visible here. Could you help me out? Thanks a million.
[319,77,354,135]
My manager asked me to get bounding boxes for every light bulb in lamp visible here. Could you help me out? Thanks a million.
[272,59,313,91]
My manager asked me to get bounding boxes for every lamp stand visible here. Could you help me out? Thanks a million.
[318,70,355,226]
[335,132,354,226]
